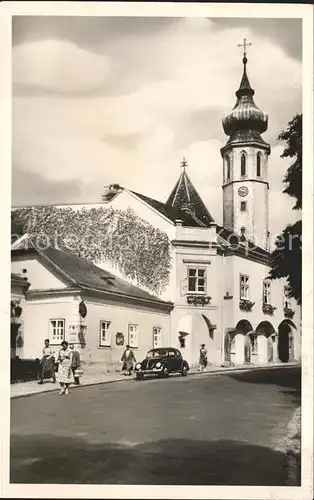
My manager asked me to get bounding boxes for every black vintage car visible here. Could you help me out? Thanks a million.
[134,348,189,380]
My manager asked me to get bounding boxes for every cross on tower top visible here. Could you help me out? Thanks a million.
[237,37,252,60]
[181,157,188,171]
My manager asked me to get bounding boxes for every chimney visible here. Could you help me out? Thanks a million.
[102,184,122,202]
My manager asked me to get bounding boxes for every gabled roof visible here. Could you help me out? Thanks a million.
[130,190,205,227]
[11,272,30,290]
[165,169,215,226]
[11,241,173,308]
[216,224,270,264]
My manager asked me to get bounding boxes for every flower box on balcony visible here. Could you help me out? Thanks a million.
[239,299,255,312]
[284,307,295,319]
[262,303,277,315]
[187,294,211,306]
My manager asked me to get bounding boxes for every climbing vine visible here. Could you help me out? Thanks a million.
[11,206,171,294]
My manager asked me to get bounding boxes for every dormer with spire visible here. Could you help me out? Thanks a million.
[166,157,214,226]
[221,39,271,250]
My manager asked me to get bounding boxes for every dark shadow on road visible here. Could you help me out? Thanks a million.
[10,434,291,485]
[225,367,301,405]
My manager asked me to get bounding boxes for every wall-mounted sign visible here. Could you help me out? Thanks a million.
[238,186,249,197]
[116,332,124,346]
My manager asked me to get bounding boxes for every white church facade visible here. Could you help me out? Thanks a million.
[11,53,301,370]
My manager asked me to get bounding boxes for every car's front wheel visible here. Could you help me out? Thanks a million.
[161,365,170,378]
[136,373,144,380]
[181,364,188,376]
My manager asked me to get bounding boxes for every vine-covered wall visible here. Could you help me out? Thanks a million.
[11,206,171,294]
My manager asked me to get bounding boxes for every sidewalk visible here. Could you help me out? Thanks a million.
[10,360,300,399]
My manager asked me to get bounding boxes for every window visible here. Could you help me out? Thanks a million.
[50,319,65,344]
[263,279,271,304]
[240,275,249,300]
[225,155,231,181]
[241,153,246,177]
[153,327,162,348]
[240,201,247,211]
[257,152,262,177]
[284,286,291,309]
[100,320,112,347]
[188,268,206,293]
[128,324,139,348]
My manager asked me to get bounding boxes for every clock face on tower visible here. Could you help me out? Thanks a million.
[238,186,249,197]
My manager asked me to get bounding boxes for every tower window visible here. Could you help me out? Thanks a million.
[225,156,231,181]
[240,153,246,177]
[240,274,250,300]
[240,201,247,211]
[263,279,271,305]
[257,153,261,177]
[283,286,291,309]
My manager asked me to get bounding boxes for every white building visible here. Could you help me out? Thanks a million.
[11,54,300,370]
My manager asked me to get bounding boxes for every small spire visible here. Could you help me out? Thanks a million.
[237,37,252,61]
[181,157,188,171]
[236,37,254,97]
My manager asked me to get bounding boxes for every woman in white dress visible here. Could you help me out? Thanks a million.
[57,340,72,395]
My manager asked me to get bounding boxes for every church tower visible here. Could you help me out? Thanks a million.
[221,40,271,249]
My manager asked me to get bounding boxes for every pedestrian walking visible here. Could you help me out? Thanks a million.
[38,339,56,384]
[69,343,81,385]
[56,340,72,395]
[198,344,208,371]
[121,345,136,376]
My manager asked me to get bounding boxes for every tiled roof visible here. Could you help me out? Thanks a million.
[165,170,215,226]
[12,243,173,307]
[130,190,204,227]
[11,272,30,284]
[216,225,270,261]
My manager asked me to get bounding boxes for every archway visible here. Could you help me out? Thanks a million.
[278,320,296,362]
[177,313,217,367]
[232,320,254,365]
[255,321,276,364]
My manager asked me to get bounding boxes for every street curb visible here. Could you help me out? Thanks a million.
[10,362,300,400]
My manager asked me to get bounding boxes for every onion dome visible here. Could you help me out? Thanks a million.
[222,56,268,140]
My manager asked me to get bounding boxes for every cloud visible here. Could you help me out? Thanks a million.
[12,167,84,206]
[13,39,111,94]
[211,18,302,61]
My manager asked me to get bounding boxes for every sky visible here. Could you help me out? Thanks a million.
[12,16,302,238]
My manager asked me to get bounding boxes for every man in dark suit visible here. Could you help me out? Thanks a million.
[69,343,81,385]
[121,345,136,376]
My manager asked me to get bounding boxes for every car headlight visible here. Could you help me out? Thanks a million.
[155,361,161,368]
[135,363,141,369]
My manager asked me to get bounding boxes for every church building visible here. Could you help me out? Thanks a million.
[11,50,301,370]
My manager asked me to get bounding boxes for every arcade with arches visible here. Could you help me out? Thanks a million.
[225,318,297,365]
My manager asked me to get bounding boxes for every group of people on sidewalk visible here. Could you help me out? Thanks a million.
[39,340,208,392]
[39,339,81,395]
[39,340,137,391]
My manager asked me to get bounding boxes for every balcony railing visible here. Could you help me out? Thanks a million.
[239,299,255,312]
[284,307,295,319]
[262,303,277,315]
